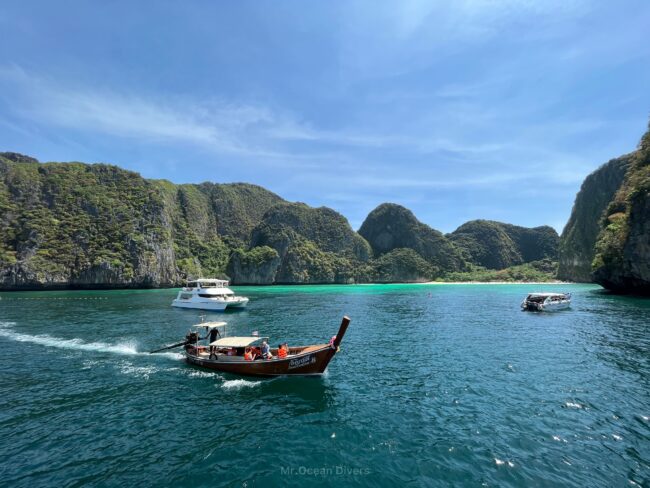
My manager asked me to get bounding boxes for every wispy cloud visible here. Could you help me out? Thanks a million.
[0,65,306,162]
[0,65,519,163]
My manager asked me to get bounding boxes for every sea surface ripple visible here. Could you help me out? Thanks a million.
[0,284,648,487]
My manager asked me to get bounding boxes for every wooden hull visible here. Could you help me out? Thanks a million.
[185,345,337,377]
[183,316,350,378]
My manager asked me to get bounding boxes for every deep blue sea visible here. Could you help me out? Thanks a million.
[0,283,648,487]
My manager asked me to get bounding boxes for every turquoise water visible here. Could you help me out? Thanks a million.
[0,283,648,487]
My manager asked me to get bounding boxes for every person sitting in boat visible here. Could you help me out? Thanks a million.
[277,343,288,359]
[227,347,236,356]
[244,347,254,361]
[261,340,273,359]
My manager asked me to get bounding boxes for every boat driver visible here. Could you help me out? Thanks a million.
[203,327,220,358]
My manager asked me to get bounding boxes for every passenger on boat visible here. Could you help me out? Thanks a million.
[261,341,273,359]
[277,343,288,359]
[227,347,236,356]
[244,348,254,361]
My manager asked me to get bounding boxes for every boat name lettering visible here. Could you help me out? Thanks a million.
[288,355,316,369]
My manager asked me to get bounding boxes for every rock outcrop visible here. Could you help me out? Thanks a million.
[0,154,282,289]
[450,220,559,270]
[0,153,564,288]
[229,202,371,284]
[558,156,631,282]
[592,127,650,294]
[370,248,435,283]
[358,203,466,273]
[226,246,281,285]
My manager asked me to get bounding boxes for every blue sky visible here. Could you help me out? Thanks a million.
[0,1,648,233]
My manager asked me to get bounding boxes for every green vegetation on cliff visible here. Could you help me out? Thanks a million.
[359,203,466,273]
[370,248,436,283]
[0,153,563,288]
[231,202,371,284]
[592,126,650,294]
[0,153,283,288]
[445,259,558,283]
[449,220,559,270]
[0,158,174,285]
[558,156,631,282]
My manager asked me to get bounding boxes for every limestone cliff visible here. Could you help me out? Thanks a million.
[0,153,282,289]
[358,203,466,273]
[558,156,631,282]
[450,220,559,270]
[592,127,650,294]
[0,153,563,288]
[229,202,371,284]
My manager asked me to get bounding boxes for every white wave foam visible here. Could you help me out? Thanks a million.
[564,402,584,409]
[0,321,16,329]
[494,458,515,467]
[155,351,184,361]
[221,379,261,390]
[0,323,182,360]
[119,362,159,380]
[187,370,219,378]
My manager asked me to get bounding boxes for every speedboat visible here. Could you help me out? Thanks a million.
[171,279,249,311]
[151,317,351,377]
[521,292,571,312]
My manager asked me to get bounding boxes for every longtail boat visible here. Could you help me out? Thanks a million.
[155,316,350,377]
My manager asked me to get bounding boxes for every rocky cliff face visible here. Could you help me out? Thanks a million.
[557,156,631,282]
[358,203,466,273]
[0,154,282,289]
[226,246,281,285]
[370,248,435,283]
[592,127,650,294]
[229,202,371,284]
[0,153,564,288]
[450,220,559,270]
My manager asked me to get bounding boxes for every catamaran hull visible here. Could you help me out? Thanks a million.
[172,298,249,311]
[185,346,338,377]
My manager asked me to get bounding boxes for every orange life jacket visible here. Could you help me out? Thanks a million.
[278,347,287,358]
[244,351,253,361]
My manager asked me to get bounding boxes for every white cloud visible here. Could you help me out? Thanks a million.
[0,63,623,203]
[0,65,302,162]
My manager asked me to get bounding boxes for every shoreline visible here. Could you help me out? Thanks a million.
[0,280,584,292]
[418,280,574,285]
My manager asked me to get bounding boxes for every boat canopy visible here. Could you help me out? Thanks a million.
[191,321,227,329]
[527,293,568,298]
[209,336,269,348]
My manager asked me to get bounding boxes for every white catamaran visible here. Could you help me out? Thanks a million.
[171,279,249,311]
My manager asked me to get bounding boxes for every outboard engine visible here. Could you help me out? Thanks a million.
[185,331,200,343]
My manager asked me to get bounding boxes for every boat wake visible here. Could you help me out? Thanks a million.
[0,322,181,360]
[220,379,262,390]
